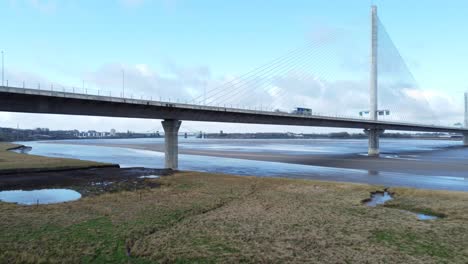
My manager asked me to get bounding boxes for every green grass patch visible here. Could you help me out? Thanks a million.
[371,229,452,259]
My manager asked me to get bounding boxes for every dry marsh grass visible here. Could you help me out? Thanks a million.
[1,171,467,263]
[0,142,112,171]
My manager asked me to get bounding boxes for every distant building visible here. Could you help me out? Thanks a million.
[110,129,116,136]
[87,130,97,137]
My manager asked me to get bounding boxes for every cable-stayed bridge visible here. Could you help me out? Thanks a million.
[0,5,467,169]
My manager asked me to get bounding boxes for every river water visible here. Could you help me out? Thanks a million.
[17,138,468,192]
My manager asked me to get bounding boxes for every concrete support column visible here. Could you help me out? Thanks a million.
[463,133,468,146]
[365,128,384,156]
[162,119,181,169]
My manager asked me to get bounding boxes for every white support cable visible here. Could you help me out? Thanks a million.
[191,42,318,104]
[201,31,344,105]
[377,17,439,126]
[218,46,328,107]
[262,41,347,111]
[202,43,322,105]
[263,43,354,113]
[209,35,343,107]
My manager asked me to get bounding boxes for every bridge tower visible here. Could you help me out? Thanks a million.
[366,5,384,156]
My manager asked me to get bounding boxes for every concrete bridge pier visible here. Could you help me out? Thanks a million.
[162,119,182,169]
[365,128,384,156]
[464,133,468,146]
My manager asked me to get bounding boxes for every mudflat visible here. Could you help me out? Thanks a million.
[0,142,171,196]
[0,166,173,196]
[47,141,468,176]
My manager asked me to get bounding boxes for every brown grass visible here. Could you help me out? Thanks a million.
[1,171,468,263]
[0,142,113,172]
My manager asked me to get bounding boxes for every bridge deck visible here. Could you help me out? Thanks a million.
[0,86,466,133]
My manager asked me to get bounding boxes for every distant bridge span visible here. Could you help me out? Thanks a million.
[0,86,467,169]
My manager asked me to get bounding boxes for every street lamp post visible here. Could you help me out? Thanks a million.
[1,51,4,87]
[122,69,125,98]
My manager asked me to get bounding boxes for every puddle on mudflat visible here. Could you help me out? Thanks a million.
[364,191,394,207]
[417,213,439,220]
[139,175,160,179]
[363,190,441,221]
[0,189,81,205]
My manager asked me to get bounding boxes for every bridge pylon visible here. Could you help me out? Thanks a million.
[366,5,382,156]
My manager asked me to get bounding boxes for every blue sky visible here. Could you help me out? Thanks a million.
[1,0,467,132]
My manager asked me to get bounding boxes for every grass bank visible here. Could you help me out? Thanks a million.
[0,142,116,173]
[1,171,467,263]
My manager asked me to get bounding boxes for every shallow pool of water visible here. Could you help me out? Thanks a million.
[365,191,393,207]
[417,213,439,220]
[364,191,441,221]
[0,189,81,205]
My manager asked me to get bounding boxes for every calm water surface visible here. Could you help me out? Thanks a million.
[17,138,468,192]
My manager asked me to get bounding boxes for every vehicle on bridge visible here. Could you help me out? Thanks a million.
[292,107,312,116]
